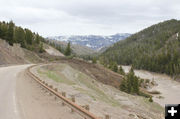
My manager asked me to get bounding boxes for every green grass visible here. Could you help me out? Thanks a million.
[38,69,75,85]
[77,72,121,106]
[38,65,121,106]
[141,97,164,113]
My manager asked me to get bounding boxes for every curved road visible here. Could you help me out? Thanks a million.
[0,64,31,119]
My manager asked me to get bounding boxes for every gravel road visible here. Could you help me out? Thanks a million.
[0,64,31,119]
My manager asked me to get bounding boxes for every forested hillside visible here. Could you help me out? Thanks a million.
[0,21,45,53]
[100,19,180,76]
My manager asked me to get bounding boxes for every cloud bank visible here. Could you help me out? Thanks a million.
[0,0,180,36]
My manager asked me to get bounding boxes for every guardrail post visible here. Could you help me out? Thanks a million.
[62,101,65,106]
[54,88,58,92]
[49,85,53,89]
[85,105,89,111]
[72,95,75,103]
[81,105,90,111]
[105,115,110,119]
[62,92,66,97]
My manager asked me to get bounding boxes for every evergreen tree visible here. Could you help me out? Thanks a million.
[6,20,14,45]
[118,65,125,75]
[65,42,71,56]
[39,43,44,53]
[35,33,40,44]
[25,29,33,45]
[149,96,153,102]
[92,57,97,64]
[14,27,26,48]
[0,22,8,39]
[120,67,139,94]
[120,79,127,92]
[56,45,62,52]
[0,22,2,37]
[112,62,118,72]
[133,76,139,94]
[109,62,118,72]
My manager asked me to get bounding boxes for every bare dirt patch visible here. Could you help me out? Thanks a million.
[54,58,124,88]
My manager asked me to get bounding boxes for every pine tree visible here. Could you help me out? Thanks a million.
[129,66,135,75]
[149,96,153,102]
[25,29,33,45]
[118,65,125,75]
[92,57,97,64]
[0,22,2,38]
[120,67,139,95]
[35,33,40,44]
[14,27,26,48]
[133,76,139,94]
[120,79,127,92]
[39,43,44,53]
[0,22,8,39]
[112,62,118,72]
[6,21,14,45]
[65,42,71,56]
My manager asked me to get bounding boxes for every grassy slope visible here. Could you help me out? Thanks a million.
[36,63,163,119]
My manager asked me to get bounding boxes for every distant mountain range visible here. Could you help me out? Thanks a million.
[47,33,131,50]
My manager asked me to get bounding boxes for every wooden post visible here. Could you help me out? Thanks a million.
[105,115,110,119]
[62,101,65,106]
[81,105,90,111]
[72,96,75,103]
[54,96,57,100]
[85,105,89,111]
[62,92,66,97]
[54,88,58,92]
[49,85,53,89]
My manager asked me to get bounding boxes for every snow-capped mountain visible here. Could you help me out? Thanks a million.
[47,33,131,50]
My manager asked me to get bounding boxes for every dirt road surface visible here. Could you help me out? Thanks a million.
[0,64,83,119]
[0,64,31,119]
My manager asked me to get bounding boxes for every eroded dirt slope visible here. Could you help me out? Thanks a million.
[0,39,43,65]
[31,63,164,119]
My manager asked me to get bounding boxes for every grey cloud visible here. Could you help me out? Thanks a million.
[0,0,180,36]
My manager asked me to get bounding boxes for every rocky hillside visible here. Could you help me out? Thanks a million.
[0,39,43,65]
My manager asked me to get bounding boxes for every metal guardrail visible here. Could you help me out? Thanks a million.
[27,65,100,119]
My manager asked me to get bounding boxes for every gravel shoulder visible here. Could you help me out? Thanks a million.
[16,65,83,119]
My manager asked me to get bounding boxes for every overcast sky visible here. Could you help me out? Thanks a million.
[0,0,180,37]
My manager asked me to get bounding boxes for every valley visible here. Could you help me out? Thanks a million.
[0,13,180,119]
[122,66,180,107]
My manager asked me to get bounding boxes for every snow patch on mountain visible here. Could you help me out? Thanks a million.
[48,33,131,50]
